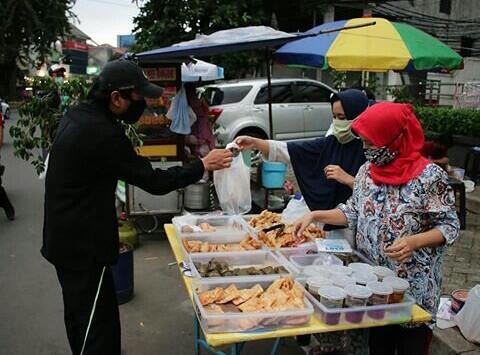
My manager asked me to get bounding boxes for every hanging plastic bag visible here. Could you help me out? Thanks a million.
[454,285,480,344]
[167,85,196,135]
[214,143,251,215]
[281,193,310,224]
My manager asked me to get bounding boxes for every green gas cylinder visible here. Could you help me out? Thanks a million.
[118,212,139,248]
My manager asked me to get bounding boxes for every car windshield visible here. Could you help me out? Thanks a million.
[203,85,252,106]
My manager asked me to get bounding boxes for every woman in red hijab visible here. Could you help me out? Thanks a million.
[295,102,459,355]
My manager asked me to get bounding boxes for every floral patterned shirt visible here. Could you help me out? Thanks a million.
[338,163,460,322]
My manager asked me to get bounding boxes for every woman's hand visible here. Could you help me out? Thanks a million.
[234,136,258,150]
[293,212,315,238]
[324,165,354,188]
[385,236,416,262]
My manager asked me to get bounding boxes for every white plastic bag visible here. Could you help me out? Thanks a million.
[167,85,196,134]
[455,285,480,344]
[213,145,251,215]
[281,193,310,224]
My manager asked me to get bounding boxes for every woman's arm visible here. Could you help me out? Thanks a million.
[294,209,348,237]
[235,136,290,163]
[385,229,446,262]
[324,165,355,188]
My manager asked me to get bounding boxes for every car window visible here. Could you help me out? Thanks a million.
[203,85,252,106]
[254,84,294,104]
[293,83,332,103]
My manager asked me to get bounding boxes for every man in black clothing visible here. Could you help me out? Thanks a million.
[42,60,232,355]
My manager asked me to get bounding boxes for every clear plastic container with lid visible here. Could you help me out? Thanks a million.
[331,274,356,289]
[372,266,395,281]
[307,276,332,299]
[352,270,378,286]
[303,265,327,278]
[317,286,346,325]
[325,264,354,276]
[344,285,373,323]
[366,281,394,319]
[348,262,373,273]
[383,276,410,303]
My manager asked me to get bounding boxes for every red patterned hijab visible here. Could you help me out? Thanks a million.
[352,102,430,185]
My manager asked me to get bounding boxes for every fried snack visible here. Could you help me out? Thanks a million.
[183,235,263,253]
[199,222,216,232]
[237,296,262,312]
[199,287,224,306]
[248,210,282,230]
[205,304,224,314]
[232,284,264,305]
[257,224,326,249]
[217,284,240,304]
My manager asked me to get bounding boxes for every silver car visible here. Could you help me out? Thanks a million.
[202,78,336,144]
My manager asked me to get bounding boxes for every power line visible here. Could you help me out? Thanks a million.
[82,0,140,8]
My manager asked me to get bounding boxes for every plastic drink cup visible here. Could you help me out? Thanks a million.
[348,262,373,274]
[366,281,393,319]
[331,274,356,289]
[372,266,395,281]
[383,276,410,303]
[344,285,372,324]
[352,271,378,286]
[307,276,332,300]
[317,286,346,325]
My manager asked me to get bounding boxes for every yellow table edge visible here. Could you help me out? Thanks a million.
[164,224,432,348]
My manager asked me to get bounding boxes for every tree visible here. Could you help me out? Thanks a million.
[0,0,74,98]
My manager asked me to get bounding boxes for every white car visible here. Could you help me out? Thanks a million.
[202,78,336,144]
[0,99,10,120]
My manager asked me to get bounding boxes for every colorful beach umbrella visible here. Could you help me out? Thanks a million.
[276,17,463,72]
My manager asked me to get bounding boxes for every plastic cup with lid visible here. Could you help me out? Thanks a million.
[348,262,373,274]
[326,264,354,276]
[317,286,346,325]
[344,284,373,324]
[307,276,332,298]
[352,270,378,286]
[372,266,395,281]
[331,274,356,289]
[383,276,409,303]
[303,265,328,278]
[366,281,394,319]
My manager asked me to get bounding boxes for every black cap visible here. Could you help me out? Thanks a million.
[98,59,164,98]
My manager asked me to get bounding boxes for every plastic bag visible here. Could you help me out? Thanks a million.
[167,85,196,135]
[455,285,480,344]
[281,193,310,224]
[214,144,251,215]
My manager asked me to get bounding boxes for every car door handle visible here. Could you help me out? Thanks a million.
[253,107,264,112]
[304,106,314,111]
[279,104,287,108]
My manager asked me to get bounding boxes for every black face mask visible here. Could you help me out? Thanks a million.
[120,98,146,124]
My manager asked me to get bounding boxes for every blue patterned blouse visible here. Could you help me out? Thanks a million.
[338,163,460,322]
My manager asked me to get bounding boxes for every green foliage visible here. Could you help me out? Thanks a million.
[0,0,75,97]
[388,85,423,105]
[415,106,480,138]
[331,70,347,90]
[10,77,144,174]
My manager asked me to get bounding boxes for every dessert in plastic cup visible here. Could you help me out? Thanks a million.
[303,265,327,278]
[344,284,372,324]
[331,274,356,289]
[317,286,346,325]
[348,262,373,274]
[325,264,354,276]
[366,281,393,320]
[372,266,395,281]
[307,276,332,300]
[352,270,378,286]
[383,276,409,303]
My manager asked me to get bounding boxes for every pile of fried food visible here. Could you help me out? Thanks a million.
[198,278,305,317]
[194,259,288,277]
[181,222,216,233]
[249,210,326,248]
[183,235,263,253]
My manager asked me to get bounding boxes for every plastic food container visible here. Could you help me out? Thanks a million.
[348,262,373,274]
[372,266,395,281]
[192,276,314,333]
[331,274,356,289]
[366,281,393,319]
[173,215,247,238]
[344,285,372,323]
[325,264,354,277]
[303,265,327,278]
[261,162,288,188]
[352,271,378,286]
[451,289,469,314]
[290,253,343,271]
[383,276,410,303]
[180,233,263,257]
[306,291,415,327]
[189,250,290,279]
[317,286,346,325]
[307,276,332,298]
